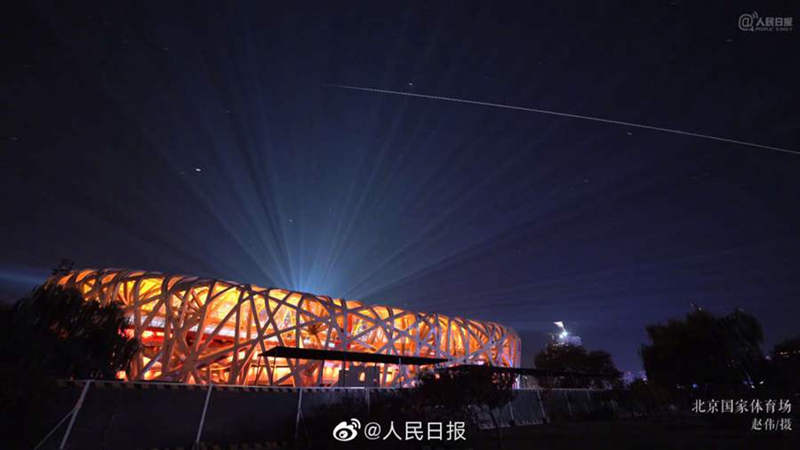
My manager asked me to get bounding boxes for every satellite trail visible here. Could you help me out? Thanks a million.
[328,84,799,156]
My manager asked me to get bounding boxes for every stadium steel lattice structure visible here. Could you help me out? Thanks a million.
[47,269,521,387]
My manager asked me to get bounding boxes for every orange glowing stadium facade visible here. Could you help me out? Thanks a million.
[47,269,521,387]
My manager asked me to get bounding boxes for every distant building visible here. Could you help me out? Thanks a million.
[622,370,648,385]
[552,321,582,346]
[559,334,583,346]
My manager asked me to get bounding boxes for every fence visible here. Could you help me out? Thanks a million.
[34,380,621,449]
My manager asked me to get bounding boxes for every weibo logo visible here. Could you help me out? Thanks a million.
[332,418,361,442]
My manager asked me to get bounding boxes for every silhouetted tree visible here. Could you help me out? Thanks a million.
[3,285,138,379]
[0,285,138,447]
[640,307,763,392]
[534,344,622,388]
[417,366,515,447]
[765,336,800,394]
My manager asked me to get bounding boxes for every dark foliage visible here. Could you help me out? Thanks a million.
[534,344,622,388]
[2,285,138,379]
[418,366,515,422]
[764,335,800,395]
[418,366,516,447]
[0,285,138,447]
[640,308,763,391]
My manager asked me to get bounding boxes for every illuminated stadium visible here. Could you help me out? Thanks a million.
[47,269,521,387]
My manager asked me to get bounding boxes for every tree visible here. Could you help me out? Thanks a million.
[534,344,622,388]
[3,285,138,379]
[765,336,800,394]
[0,285,138,446]
[416,366,515,446]
[640,307,764,392]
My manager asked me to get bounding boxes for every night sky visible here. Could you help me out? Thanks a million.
[3,1,799,372]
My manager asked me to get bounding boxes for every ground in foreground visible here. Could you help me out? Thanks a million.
[470,418,797,450]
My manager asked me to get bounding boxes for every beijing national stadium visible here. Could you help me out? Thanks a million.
[47,268,521,387]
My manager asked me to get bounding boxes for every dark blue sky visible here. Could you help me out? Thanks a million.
[3,1,799,371]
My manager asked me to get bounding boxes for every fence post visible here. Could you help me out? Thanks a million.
[294,388,304,441]
[565,390,573,417]
[194,383,214,448]
[535,389,548,424]
[585,390,592,414]
[59,379,92,450]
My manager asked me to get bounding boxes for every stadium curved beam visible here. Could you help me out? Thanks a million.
[47,268,521,387]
